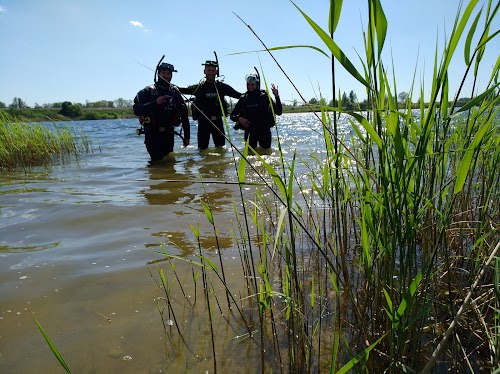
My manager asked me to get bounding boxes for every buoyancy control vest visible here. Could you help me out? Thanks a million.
[190,81,229,120]
[235,90,277,128]
[140,84,183,130]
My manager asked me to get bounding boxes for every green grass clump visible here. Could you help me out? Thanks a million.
[0,108,68,122]
[0,113,92,169]
[80,109,133,120]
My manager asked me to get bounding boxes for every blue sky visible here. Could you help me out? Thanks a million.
[0,0,498,107]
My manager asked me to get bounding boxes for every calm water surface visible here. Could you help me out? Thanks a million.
[0,114,351,373]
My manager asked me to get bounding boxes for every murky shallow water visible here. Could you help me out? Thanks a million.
[0,114,351,373]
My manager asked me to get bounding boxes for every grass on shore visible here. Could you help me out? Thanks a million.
[0,107,135,122]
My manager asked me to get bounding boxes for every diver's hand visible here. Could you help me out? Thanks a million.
[238,116,251,129]
[271,84,279,97]
[156,95,170,105]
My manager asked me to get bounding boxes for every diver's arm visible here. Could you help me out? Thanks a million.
[133,87,155,117]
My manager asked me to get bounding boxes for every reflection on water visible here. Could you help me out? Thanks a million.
[0,114,350,372]
[140,150,243,260]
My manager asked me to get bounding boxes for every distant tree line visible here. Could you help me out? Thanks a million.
[0,97,135,121]
[0,97,133,111]
[0,93,486,121]
[281,91,476,111]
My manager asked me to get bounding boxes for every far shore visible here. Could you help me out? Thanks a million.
[1,102,429,122]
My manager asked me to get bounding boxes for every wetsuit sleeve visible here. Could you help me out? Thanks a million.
[230,98,243,122]
[222,83,241,99]
[133,87,157,117]
[177,85,198,95]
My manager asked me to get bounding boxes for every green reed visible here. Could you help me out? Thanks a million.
[29,310,72,373]
[151,0,499,372]
[0,113,92,169]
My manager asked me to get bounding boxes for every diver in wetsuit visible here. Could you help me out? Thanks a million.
[230,73,282,150]
[178,60,240,150]
[133,61,190,161]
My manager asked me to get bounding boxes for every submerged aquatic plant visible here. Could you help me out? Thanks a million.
[152,0,499,372]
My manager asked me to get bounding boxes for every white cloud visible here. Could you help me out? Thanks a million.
[129,20,143,28]
[0,6,6,13]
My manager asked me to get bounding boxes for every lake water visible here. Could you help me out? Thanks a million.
[0,114,352,373]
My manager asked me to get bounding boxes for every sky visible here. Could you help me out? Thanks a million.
[0,0,498,107]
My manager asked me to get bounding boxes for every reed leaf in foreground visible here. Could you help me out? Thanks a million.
[29,310,72,374]
[291,1,370,89]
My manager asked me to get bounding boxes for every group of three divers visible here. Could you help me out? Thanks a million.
[133,56,282,162]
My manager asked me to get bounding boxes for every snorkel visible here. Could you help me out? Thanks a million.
[214,51,220,78]
[254,67,260,82]
[201,51,223,83]
[254,67,260,90]
[154,55,165,85]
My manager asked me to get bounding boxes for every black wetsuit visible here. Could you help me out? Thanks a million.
[179,81,240,149]
[133,83,190,161]
[230,90,282,149]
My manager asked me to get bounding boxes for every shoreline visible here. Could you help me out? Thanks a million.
[1,104,419,123]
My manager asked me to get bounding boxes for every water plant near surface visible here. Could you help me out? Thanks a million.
[150,0,500,372]
[0,113,93,169]
[29,310,72,374]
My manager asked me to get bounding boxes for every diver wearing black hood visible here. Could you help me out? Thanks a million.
[230,73,282,150]
[133,61,190,161]
[178,60,241,150]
